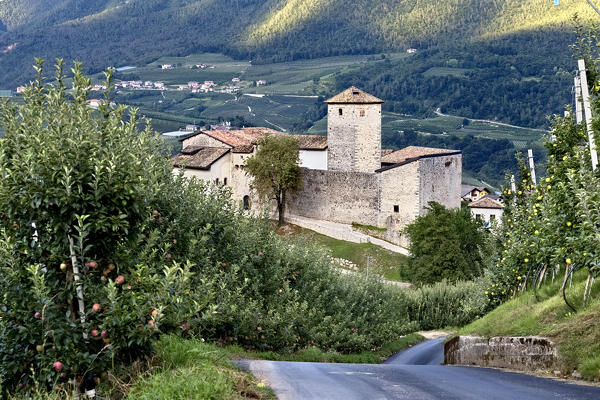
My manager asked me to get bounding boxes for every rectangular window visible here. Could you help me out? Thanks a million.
[215,178,219,185]
[360,109,365,117]
[224,178,228,186]
[490,214,495,221]
[393,205,399,213]
[339,108,343,116]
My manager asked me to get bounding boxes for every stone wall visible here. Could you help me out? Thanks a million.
[444,336,557,371]
[286,168,380,226]
[418,154,462,214]
[327,104,381,173]
[377,161,420,231]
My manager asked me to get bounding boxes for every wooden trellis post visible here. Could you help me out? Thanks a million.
[578,59,598,171]
[528,149,537,185]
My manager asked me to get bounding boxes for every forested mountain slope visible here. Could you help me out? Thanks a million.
[0,0,595,87]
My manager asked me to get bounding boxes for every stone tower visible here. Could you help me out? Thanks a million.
[325,86,383,173]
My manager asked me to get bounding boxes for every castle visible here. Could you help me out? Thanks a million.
[172,87,462,246]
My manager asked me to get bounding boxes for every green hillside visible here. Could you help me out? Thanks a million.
[459,270,600,380]
[0,0,596,88]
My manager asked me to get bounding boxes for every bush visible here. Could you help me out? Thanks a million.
[405,279,490,330]
[405,202,489,284]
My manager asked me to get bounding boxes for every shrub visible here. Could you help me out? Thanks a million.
[405,202,489,284]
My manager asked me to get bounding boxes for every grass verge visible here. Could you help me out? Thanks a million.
[126,336,275,400]
[277,224,410,282]
[458,270,600,381]
[227,333,425,364]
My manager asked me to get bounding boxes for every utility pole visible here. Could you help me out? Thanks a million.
[578,59,598,171]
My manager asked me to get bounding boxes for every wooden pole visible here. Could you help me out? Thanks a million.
[575,76,583,125]
[578,59,598,171]
[528,149,537,185]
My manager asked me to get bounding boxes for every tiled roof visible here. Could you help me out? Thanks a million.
[172,147,230,170]
[325,86,384,104]
[468,196,504,209]
[292,134,328,150]
[381,149,394,157]
[204,128,284,150]
[381,146,459,164]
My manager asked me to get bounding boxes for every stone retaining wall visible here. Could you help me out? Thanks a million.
[444,336,557,371]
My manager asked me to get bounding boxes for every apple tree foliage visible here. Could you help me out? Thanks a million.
[0,60,201,394]
[486,27,600,308]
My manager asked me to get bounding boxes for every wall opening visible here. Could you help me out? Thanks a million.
[224,178,228,186]
[360,109,365,117]
[338,108,343,116]
[393,205,399,213]
[243,195,250,210]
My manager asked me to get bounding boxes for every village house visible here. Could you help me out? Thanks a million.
[468,196,504,227]
[461,185,490,202]
[172,87,461,246]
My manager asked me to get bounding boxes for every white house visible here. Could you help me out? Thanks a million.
[468,196,504,227]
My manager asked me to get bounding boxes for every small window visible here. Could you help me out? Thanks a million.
[445,160,452,167]
[224,178,228,186]
[215,178,219,185]
[360,109,365,117]
[243,195,250,210]
[490,214,496,221]
[476,214,482,220]
[393,205,399,213]
[338,108,343,116]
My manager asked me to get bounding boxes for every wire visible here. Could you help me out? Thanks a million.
[586,0,600,16]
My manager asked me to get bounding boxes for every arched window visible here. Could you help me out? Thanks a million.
[243,195,250,210]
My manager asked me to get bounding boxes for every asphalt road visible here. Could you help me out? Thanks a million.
[236,339,600,400]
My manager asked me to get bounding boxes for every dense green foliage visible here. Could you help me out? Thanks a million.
[485,24,600,311]
[334,35,574,128]
[406,202,489,284]
[244,135,302,225]
[0,64,489,396]
[0,0,595,90]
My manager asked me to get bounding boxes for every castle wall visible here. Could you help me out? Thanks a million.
[418,154,462,214]
[377,161,421,231]
[286,168,380,226]
[327,104,381,173]
[230,152,254,201]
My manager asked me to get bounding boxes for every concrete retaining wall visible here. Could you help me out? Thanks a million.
[444,336,557,371]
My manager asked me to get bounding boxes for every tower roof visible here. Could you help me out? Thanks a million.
[325,86,384,104]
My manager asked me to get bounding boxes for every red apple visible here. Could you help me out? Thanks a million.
[91,303,100,312]
[53,361,63,371]
[86,261,98,269]
[115,275,125,285]
[148,320,155,328]
[91,329,99,337]
[151,309,158,317]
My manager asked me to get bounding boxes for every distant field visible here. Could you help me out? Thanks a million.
[382,114,546,148]
[100,52,411,132]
